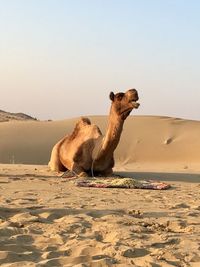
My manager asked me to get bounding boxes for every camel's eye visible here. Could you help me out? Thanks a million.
[116,93,124,101]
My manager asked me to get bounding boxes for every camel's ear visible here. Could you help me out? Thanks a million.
[109,92,115,101]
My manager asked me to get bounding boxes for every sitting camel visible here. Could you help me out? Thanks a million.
[49,89,140,177]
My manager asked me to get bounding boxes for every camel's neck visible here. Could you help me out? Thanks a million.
[97,110,124,158]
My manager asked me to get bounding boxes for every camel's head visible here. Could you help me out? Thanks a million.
[109,89,140,120]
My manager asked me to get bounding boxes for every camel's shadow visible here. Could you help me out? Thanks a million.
[116,171,200,183]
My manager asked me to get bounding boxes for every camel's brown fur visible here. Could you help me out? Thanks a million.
[49,89,139,177]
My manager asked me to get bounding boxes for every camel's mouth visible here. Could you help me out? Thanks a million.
[131,100,140,109]
[121,99,140,120]
[129,95,140,109]
[129,91,139,109]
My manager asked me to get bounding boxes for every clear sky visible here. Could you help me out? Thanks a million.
[1,0,200,120]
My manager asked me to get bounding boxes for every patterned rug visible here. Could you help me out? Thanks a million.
[75,177,171,190]
[60,170,171,190]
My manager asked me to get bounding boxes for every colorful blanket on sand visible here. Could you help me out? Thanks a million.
[76,177,171,190]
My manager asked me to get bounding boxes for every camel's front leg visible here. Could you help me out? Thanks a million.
[99,168,113,177]
[71,162,88,178]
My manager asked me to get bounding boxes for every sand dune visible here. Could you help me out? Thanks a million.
[1,115,200,172]
[0,115,200,266]
[0,110,37,123]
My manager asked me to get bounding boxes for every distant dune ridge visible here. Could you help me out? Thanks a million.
[0,113,200,172]
[0,109,37,122]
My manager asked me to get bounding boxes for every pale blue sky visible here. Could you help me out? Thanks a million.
[1,0,200,120]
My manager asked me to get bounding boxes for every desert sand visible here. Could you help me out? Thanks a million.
[0,115,200,266]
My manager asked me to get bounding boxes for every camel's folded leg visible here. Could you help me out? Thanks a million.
[71,162,88,178]
[99,168,113,177]
[49,140,66,172]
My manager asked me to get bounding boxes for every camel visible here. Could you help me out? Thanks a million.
[49,89,140,177]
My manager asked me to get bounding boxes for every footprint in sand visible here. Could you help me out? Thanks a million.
[9,234,33,243]
[0,226,25,237]
[21,198,38,202]
[160,219,194,233]
[151,238,180,249]
[91,256,118,265]
[41,249,71,260]
[0,250,41,265]
[36,211,67,222]
[9,212,39,226]
[25,192,38,196]
[8,177,21,181]
[0,179,9,183]
[13,198,38,206]
[170,203,190,209]
[164,137,174,145]
[121,247,150,258]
